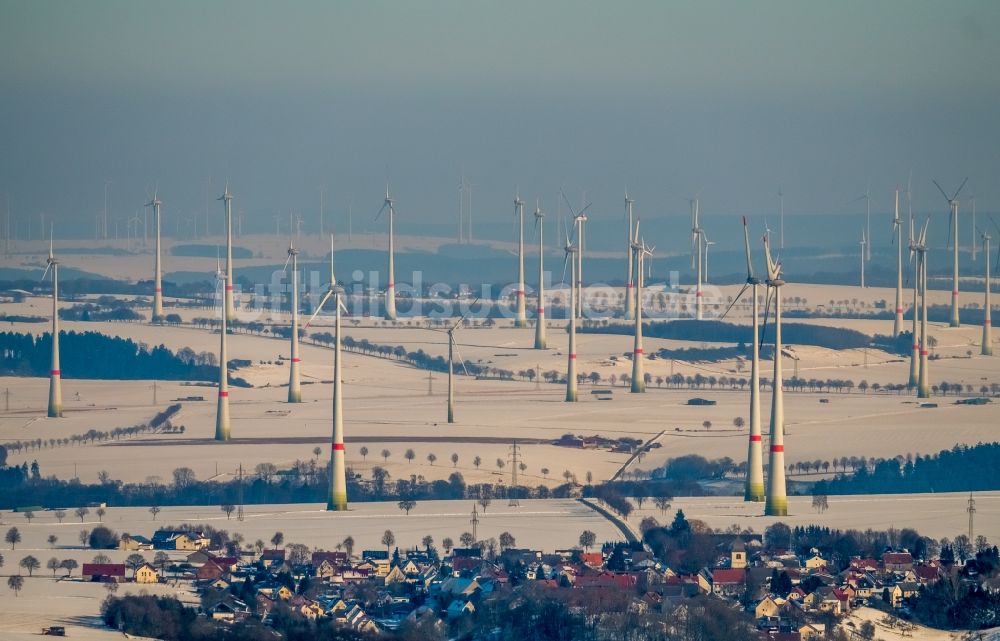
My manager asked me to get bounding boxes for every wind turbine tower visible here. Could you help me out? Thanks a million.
[624,193,636,320]
[859,229,866,288]
[691,199,705,320]
[306,236,348,510]
[915,221,931,398]
[286,241,302,402]
[908,218,920,387]
[892,188,904,336]
[982,229,992,356]
[934,178,969,327]
[514,193,527,328]
[215,257,231,441]
[144,192,164,319]
[763,236,787,516]
[43,235,62,417]
[564,232,579,402]
[725,218,764,502]
[630,228,651,394]
[534,204,547,350]
[219,186,236,321]
[377,187,397,320]
[445,309,474,423]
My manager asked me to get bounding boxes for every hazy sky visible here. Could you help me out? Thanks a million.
[2,0,998,238]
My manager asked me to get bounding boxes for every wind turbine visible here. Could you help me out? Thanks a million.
[933,177,969,327]
[763,233,787,516]
[534,203,547,350]
[283,241,302,403]
[892,188,904,337]
[306,236,349,510]
[218,185,236,321]
[376,187,397,320]
[624,193,636,320]
[563,228,579,402]
[630,224,652,394]
[561,191,591,318]
[514,192,527,328]
[981,223,995,356]
[914,220,931,398]
[443,302,477,423]
[704,237,716,283]
[41,231,62,417]
[214,253,231,441]
[145,189,164,320]
[690,198,705,320]
[859,229,867,288]
[719,217,764,502]
[457,174,465,243]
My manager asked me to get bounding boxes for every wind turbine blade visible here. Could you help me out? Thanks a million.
[954,176,969,200]
[742,216,754,280]
[559,189,577,218]
[947,210,954,250]
[760,287,773,347]
[305,290,334,327]
[719,283,750,321]
[40,263,51,282]
[282,251,292,273]
[932,180,950,203]
[375,202,388,221]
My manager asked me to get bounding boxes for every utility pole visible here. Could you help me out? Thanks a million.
[470,503,480,542]
[968,492,976,542]
[237,463,245,522]
[508,441,522,507]
[427,371,433,396]
[152,381,157,406]
[4,387,9,412]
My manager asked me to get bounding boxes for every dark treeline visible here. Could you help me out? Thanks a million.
[581,319,871,350]
[0,330,217,381]
[0,458,578,510]
[814,442,1000,495]
[0,277,213,298]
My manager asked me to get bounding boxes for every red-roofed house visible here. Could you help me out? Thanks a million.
[883,552,914,572]
[913,564,941,584]
[312,551,348,567]
[574,572,638,590]
[709,568,747,596]
[82,563,126,582]
[580,552,604,568]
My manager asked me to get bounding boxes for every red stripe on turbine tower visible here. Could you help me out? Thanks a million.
[333,443,345,451]
[750,435,762,442]
[770,445,784,452]
[516,290,525,296]
[155,288,163,293]
[696,291,703,296]
[292,358,301,362]
[569,354,577,359]
[634,348,643,354]
[226,285,234,291]
[51,369,60,375]
[219,391,229,397]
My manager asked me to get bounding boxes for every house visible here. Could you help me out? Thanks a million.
[913,564,941,585]
[134,563,160,584]
[889,581,920,608]
[574,572,639,590]
[883,552,914,572]
[803,554,827,570]
[799,623,825,641]
[260,549,286,568]
[446,599,475,618]
[118,534,153,551]
[708,568,746,596]
[312,551,348,568]
[209,597,250,622]
[82,563,126,582]
[755,595,784,619]
[580,552,604,568]
[196,560,226,582]
[152,529,210,551]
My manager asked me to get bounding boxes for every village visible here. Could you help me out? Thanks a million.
[25,508,977,641]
